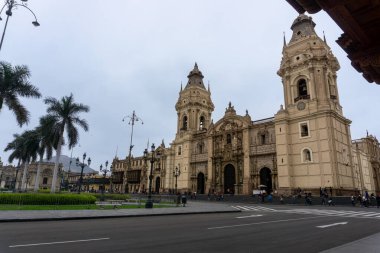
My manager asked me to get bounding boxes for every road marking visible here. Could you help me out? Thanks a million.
[208,216,323,230]
[316,222,348,228]
[9,237,110,248]
[235,206,251,211]
[236,214,263,219]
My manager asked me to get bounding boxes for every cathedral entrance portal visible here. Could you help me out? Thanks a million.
[224,164,235,194]
[260,167,272,193]
[197,173,205,194]
[155,177,160,193]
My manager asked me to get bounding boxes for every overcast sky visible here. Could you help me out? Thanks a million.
[1,0,379,172]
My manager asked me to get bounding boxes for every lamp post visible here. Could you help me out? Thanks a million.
[173,166,181,194]
[0,0,40,53]
[144,144,160,209]
[99,161,110,201]
[122,111,143,193]
[76,153,91,194]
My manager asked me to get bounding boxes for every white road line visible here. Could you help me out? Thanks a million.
[254,206,277,211]
[316,222,348,228]
[207,216,323,230]
[362,213,380,217]
[9,238,110,248]
[236,214,264,219]
[235,206,251,211]
[231,206,241,210]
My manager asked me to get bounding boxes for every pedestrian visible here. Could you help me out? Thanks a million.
[280,194,284,204]
[362,195,368,208]
[351,195,355,206]
[328,197,334,206]
[321,195,326,205]
[181,193,187,207]
[267,193,273,203]
[376,193,380,208]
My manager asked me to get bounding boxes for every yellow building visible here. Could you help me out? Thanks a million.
[111,15,380,196]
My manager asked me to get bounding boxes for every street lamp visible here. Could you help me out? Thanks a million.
[173,166,181,194]
[143,144,161,209]
[76,153,91,194]
[122,110,143,193]
[99,160,110,200]
[0,0,40,53]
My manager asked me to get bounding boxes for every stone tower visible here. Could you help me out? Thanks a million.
[172,63,214,190]
[275,15,355,195]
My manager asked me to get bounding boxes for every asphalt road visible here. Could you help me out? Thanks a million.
[1,205,379,253]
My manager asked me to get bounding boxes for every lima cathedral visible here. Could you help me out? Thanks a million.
[111,15,380,196]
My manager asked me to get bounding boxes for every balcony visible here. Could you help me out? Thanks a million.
[191,153,208,162]
[251,143,276,155]
[294,94,310,103]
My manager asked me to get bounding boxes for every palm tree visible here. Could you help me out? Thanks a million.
[4,130,38,191]
[44,94,89,193]
[32,116,59,192]
[0,61,41,126]
[4,134,23,190]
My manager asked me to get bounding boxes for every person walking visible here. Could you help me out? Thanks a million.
[376,193,380,208]
[351,195,355,206]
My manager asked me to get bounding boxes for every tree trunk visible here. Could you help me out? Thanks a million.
[21,162,28,191]
[51,134,64,193]
[34,156,42,192]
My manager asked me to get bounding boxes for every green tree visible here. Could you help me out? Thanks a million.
[4,130,38,191]
[44,94,89,193]
[0,61,41,126]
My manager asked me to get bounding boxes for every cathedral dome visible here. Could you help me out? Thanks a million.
[185,62,206,90]
[289,14,317,43]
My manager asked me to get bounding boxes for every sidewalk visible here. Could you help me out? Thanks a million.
[0,201,240,222]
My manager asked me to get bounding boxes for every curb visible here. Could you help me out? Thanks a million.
[0,209,241,223]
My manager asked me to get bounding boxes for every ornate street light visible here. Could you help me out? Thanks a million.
[173,166,181,194]
[143,144,161,209]
[99,160,110,201]
[76,153,91,194]
[122,111,143,193]
[0,0,40,53]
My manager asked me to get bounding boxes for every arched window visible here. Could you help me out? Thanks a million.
[227,134,232,144]
[302,148,312,162]
[178,146,182,155]
[182,115,188,130]
[298,79,308,96]
[199,116,205,130]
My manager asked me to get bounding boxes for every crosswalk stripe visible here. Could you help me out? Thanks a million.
[231,205,380,219]
[235,206,251,211]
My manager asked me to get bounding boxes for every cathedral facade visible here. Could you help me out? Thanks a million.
[111,15,380,196]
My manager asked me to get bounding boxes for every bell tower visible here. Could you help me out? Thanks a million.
[275,15,355,195]
[170,63,214,193]
[175,63,214,135]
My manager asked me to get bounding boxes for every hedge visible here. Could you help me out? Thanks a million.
[90,193,131,200]
[0,193,96,205]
